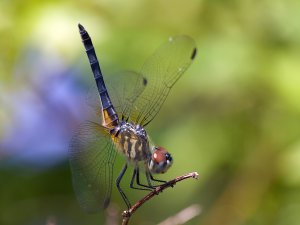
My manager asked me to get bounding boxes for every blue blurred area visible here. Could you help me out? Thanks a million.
[0,46,88,168]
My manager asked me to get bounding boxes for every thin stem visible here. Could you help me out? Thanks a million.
[157,204,202,225]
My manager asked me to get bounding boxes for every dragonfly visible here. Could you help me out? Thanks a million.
[69,23,197,213]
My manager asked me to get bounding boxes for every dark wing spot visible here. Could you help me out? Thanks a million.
[143,77,148,86]
[191,48,197,60]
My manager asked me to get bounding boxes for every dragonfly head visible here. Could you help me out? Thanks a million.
[148,146,173,174]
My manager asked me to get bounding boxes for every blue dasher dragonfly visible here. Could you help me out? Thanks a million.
[69,24,197,213]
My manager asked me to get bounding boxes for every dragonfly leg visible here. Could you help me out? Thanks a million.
[144,171,167,188]
[130,166,153,191]
[149,172,167,184]
[116,163,131,209]
[137,167,155,189]
[145,170,155,187]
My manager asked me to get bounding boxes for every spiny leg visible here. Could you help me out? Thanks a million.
[144,171,167,188]
[136,166,155,190]
[130,166,153,191]
[116,163,131,209]
[143,162,166,187]
[149,172,167,184]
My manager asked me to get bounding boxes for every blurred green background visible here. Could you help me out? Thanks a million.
[1,0,300,224]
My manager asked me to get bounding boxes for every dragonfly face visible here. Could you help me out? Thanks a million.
[148,146,173,174]
[69,23,197,212]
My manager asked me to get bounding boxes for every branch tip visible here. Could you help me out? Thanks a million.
[121,171,199,225]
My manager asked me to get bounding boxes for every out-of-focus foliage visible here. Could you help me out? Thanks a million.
[1,0,300,225]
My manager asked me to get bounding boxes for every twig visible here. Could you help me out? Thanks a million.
[105,203,120,225]
[157,204,202,225]
[45,216,56,225]
[121,171,199,225]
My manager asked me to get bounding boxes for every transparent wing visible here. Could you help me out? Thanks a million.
[106,71,146,121]
[128,35,197,126]
[85,71,146,121]
[69,121,116,213]
[85,83,102,119]
[85,36,196,127]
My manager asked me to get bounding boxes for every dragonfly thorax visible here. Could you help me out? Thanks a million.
[112,122,173,174]
[113,121,151,162]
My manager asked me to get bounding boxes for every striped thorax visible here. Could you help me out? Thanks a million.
[111,121,173,174]
[112,122,151,162]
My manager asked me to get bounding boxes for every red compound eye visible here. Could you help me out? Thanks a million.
[149,146,173,174]
[152,147,168,163]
